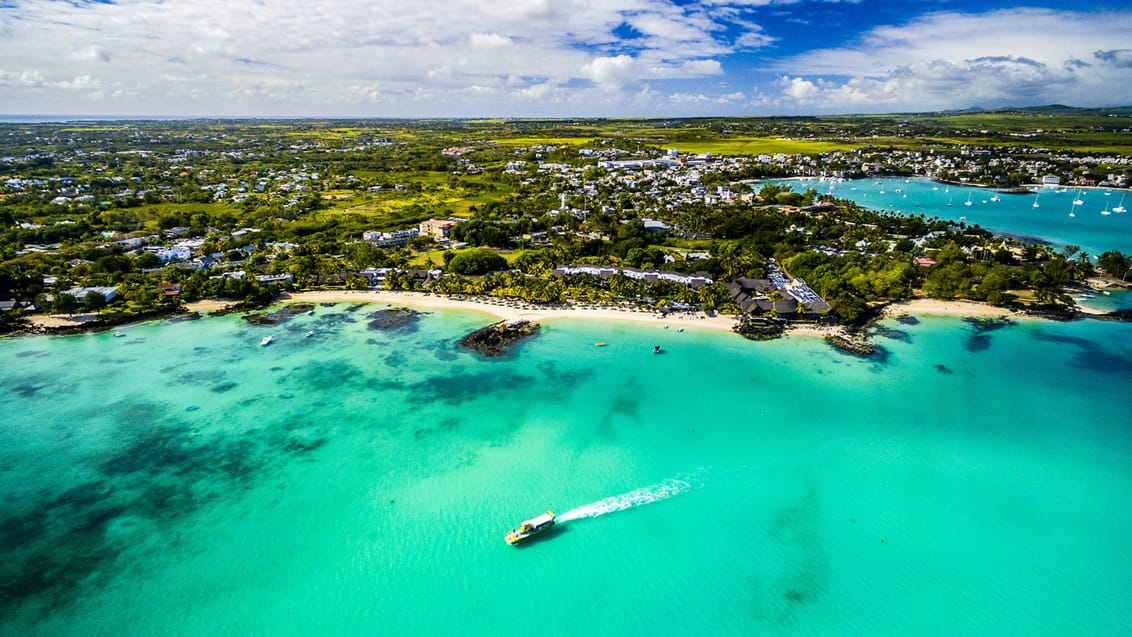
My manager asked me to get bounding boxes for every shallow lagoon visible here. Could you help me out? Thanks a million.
[1,306,1131,635]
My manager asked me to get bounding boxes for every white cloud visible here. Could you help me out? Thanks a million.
[670,92,712,104]
[72,45,110,63]
[469,33,513,49]
[769,9,1132,111]
[583,55,638,88]
[679,59,724,76]
[0,0,779,115]
[1,2,1126,116]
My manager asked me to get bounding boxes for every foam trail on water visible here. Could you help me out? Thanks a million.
[557,473,702,523]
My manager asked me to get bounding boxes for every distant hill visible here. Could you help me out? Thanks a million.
[977,104,1132,116]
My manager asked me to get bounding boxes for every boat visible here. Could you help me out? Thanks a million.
[260,336,273,346]
[1073,191,1084,206]
[964,192,973,206]
[653,345,663,354]
[305,330,314,338]
[1032,193,1040,208]
[113,331,126,338]
[505,511,555,545]
[1113,194,1126,214]
[990,194,1001,202]
[594,341,607,347]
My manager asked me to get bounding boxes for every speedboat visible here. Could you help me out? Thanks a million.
[305,331,314,338]
[505,511,555,545]
[653,345,663,354]
[260,335,273,346]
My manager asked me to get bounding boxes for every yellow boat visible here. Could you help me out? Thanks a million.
[505,511,555,545]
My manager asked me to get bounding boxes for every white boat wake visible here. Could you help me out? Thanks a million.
[557,472,704,523]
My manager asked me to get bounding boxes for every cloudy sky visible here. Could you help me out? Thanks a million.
[1,0,1130,117]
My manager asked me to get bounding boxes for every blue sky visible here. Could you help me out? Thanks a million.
[1,0,1130,117]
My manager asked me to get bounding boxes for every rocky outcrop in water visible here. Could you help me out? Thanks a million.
[825,334,877,357]
[460,320,540,358]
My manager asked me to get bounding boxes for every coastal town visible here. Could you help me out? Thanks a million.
[2,112,1131,338]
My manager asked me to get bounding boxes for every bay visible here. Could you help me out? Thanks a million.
[762,176,1132,310]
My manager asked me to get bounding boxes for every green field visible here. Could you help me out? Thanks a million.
[662,137,856,156]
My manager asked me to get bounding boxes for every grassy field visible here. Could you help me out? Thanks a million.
[493,136,601,147]
[406,246,527,269]
[663,137,856,156]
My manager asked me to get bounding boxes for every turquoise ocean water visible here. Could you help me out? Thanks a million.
[770,176,1132,258]
[2,305,1131,635]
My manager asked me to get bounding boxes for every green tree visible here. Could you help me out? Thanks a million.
[446,249,508,275]
[1098,250,1131,278]
[54,291,80,315]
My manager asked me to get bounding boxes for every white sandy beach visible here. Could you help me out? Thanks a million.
[880,298,1018,319]
[279,290,741,333]
[26,292,1058,338]
[26,313,100,329]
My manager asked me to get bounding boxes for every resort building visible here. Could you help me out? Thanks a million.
[554,265,712,288]
[419,219,461,240]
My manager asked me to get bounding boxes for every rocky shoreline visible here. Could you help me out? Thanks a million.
[5,304,191,336]
[732,316,787,341]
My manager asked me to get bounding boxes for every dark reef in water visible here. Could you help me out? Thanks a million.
[963,317,1015,333]
[0,396,333,619]
[965,334,992,352]
[963,317,1015,352]
[758,481,830,626]
[459,320,540,358]
[1033,331,1132,373]
[871,324,911,343]
[367,307,425,332]
[409,369,535,405]
[243,303,315,326]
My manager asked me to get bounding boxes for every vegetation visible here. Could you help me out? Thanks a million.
[2,108,1130,331]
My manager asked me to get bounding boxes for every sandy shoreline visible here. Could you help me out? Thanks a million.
[23,291,1096,339]
[278,290,742,333]
[880,298,1018,319]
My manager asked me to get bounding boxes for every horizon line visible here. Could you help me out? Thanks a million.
[2,104,1131,124]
